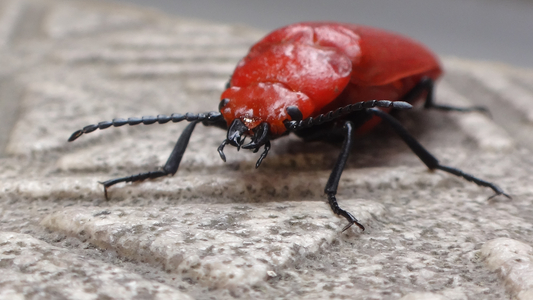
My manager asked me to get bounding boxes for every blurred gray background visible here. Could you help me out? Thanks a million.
[106,0,533,68]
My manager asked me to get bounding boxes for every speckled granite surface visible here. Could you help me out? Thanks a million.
[1,0,532,299]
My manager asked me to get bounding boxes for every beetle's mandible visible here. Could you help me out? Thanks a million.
[68,22,510,232]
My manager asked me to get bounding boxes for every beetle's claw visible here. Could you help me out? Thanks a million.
[339,210,365,232]
[342,219,365,232]
[341,222,353,232]
[98,181,110,200]
[488,191,512,200]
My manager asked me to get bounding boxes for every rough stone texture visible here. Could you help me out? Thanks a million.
[0,232,193,300]
[40,201,385,289]
[0,0,532,299]
[399,293,450,300]
[480,238,533,300]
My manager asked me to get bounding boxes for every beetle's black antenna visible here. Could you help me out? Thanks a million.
[68,111,223,142]
[284,100,412,132]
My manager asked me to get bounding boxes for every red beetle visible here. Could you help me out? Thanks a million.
[69,22,508,232]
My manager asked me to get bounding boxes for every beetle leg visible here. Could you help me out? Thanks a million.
[255,141,271,168]
[366,108,510,199]
[404,77,489,114]
[100,120,200,198]
[324,121,365,232]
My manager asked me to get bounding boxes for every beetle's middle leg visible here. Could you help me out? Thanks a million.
[366,108,509,199]
[403,76,488,113]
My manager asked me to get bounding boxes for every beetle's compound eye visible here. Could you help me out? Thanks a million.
[219,98,230,112]
[286,106,303,121]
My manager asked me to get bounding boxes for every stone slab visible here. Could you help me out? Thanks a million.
[0,232,193,300]
[0,0,532,299]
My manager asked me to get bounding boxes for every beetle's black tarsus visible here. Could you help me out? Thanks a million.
[435,165,511,200]
[68,111,223,141]
[97,121,200,195]
[325,121,365,232]
[285,99,412,131]
[366,108,509,198]
[328,194,365,232]
[406,77,490,115]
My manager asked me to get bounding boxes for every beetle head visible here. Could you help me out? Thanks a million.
[217,82,315,167]
[219,82,314,136]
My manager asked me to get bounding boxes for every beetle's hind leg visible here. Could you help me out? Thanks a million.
[100,120,199,199]
[324,121,365,232]
[366,108,510,199]
[404,77,489,114]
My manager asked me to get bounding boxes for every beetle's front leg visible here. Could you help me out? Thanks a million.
[100,120,200,199]
[324,121,365,232]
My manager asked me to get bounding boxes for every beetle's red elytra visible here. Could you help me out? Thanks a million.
[221,23,441,136]
[69,22,509,232]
